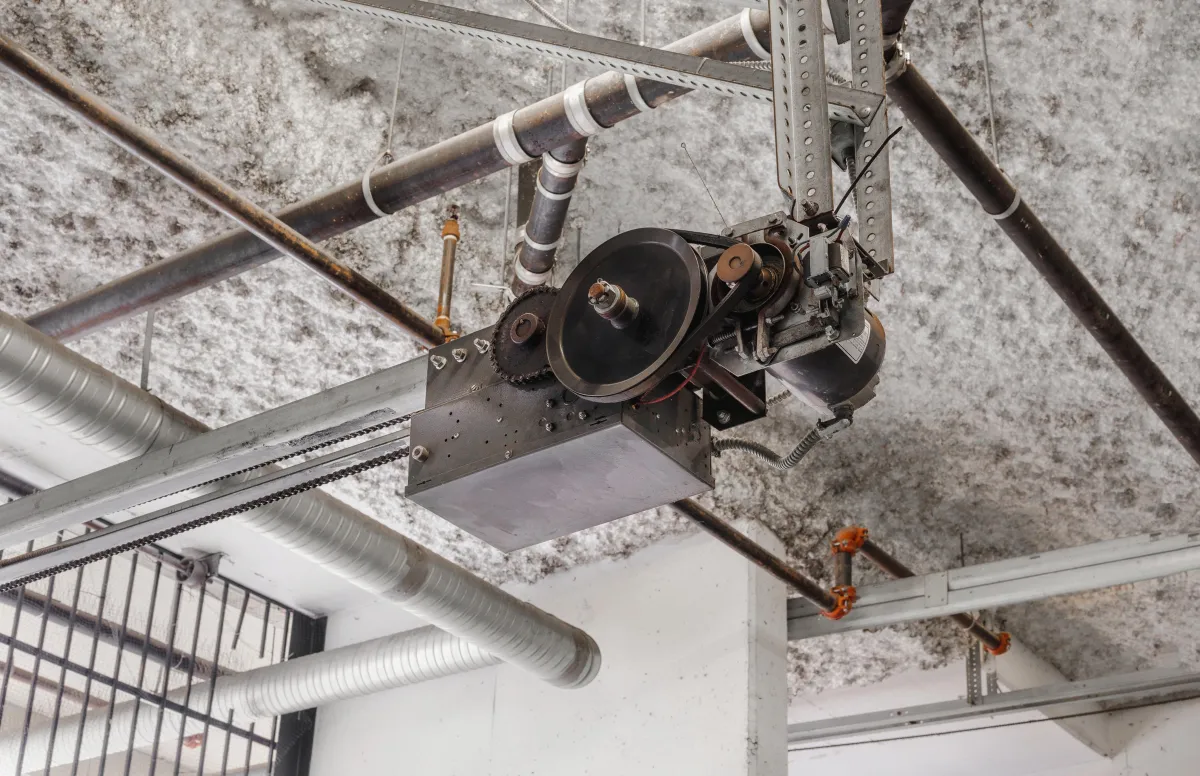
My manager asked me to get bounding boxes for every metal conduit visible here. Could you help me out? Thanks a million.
[0,310,599,688]
[0,33,443,348]
[25,10,772,341]
[512,138,588,291]
[1,624,501,772]
[887,57,1200,469]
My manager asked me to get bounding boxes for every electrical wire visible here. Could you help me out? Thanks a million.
[787,692,1200,753]
[833,125,904,216]
[637,344,707,407]
[521,0,579,32]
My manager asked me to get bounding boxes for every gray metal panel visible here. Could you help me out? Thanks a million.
[407,382,711,551]
[423,326,504,409]
[851,0,896,274]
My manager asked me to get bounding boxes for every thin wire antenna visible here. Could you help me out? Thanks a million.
[681,142,729,230]
[976,0,1000,164]
[501,165,514,278]
[640,0,647,45]
[139,308,156,392]
[385,27,408,160]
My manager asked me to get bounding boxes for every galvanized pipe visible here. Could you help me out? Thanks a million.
[887,57,1200,469]
[512,138,588,291]
[0,310,600,688]
[25,10,772,341]
[671,499,837,611]
[1,624,501,772]
[0,33,442,347]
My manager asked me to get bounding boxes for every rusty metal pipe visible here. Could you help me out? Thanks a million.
[434,213,459,339]
[888,57,1200,469]
[25,11,771,341]
[0,32,443,347]
[671,499,837,612]
[859,538,1005,652]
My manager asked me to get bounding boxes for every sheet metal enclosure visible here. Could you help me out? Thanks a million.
[407,327,713,551]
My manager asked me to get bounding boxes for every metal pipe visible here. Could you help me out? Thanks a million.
[25,10,772,341]
[512,138,588,291]
[2,624,500,772]
[0,310,600,688]
[0,32,443,348]
[670,499,837,611]
[887,57,1200,469]
[859,538,1005,651]
[434,210,460,339]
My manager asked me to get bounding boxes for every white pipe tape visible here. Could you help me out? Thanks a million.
[991,190,1022,221]
[515,259,553,285]
[360,150,392,219]
[493,110,534,165]
[740,8,770,61]
[541,153,583,178]
[563,81,603,137]
[535,178,574,201]
[623,74,654,113]
[523,234,561,253]
[443,234,458,242]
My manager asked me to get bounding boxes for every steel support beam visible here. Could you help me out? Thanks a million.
[887,57,1200,469]
[0,355,425,551]
[788,531,1200,639]
[24,11,782,341]
[788,664,1200,745]
[0,33,443,347]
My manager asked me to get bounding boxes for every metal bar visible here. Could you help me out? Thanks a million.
[69,554,115,776]
[0,430,412,591]
[0,355,424,550]
[25,12,860,342]
[272,613,325,776]
[14,533,63,776]
[173,583,209,776]
[433,211,460,339]
[0,541,34,718]
[694,357,768,415]
[148,579,186,776]
[788,665,1200,744]
[97,554,141,776]
[140,308,156,392]
[788,530,1200,639]
[41,560,89,774]
[196,581,230,776]
[859,538,1004,651]
[770,0,836,216]
[850,0,895,273]
[0,32,443,348]
[123,558,165,776]
[671,499,836,610]
[887,58,1200,468]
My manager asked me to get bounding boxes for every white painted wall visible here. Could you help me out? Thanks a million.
[309,520,788,776]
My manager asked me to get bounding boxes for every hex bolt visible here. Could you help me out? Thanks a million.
[452,347,468,363]
[496,417,503,423]
[825,325,838,341]
[577,411,589,421]
[411,446,430,462]
[716,410,732,424]
[430,354,447,370]
[545,398,556,409]
[470,383,480,392]
[504,450,513,460]
[544,422,556,432]
[801,200,820,217]
[473,338,490,354]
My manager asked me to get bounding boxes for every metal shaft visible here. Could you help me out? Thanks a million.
[0,32,443,347]
[671,499,837,611]
[859,538,1003,651]
[25,11,770,341]
[888,59,1200,469]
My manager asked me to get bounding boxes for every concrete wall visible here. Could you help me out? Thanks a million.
[309,520,788,776]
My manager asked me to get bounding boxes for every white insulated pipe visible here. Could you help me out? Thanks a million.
[1,624,501,772]
[0,309,599,688]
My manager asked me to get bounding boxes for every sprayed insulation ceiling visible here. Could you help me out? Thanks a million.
[0,0,1197,692]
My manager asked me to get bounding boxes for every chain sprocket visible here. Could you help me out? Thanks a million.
[490,286,558,385]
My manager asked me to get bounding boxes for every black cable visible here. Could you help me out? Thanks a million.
[787,691,1200,752]
[833,124,905,216]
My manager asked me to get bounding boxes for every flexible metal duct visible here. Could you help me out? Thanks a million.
[0,309,598,688]
[2,624,501,772]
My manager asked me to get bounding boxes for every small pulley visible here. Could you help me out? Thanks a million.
[547,227,764,402]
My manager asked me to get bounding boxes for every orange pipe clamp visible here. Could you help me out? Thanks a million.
[984,631,1012,657]
[831,526,869,555]
[820,585,857,620]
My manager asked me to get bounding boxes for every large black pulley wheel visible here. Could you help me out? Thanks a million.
[547,227,706,402]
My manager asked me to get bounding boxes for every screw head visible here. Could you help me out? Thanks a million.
[496,417,503,423]
[545,398,556,409]
[504,450,513,460]
[470,383,480,392]
[430,354,447,370]
[544,422,556,432]
[411,445,430,462]
[452,347,468,363]
[716,410,732,424]
[577,410,588,421]
[825,325,838,341]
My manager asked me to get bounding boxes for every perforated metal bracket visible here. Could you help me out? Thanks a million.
[770,0,836,218]
[849,0,895,274]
